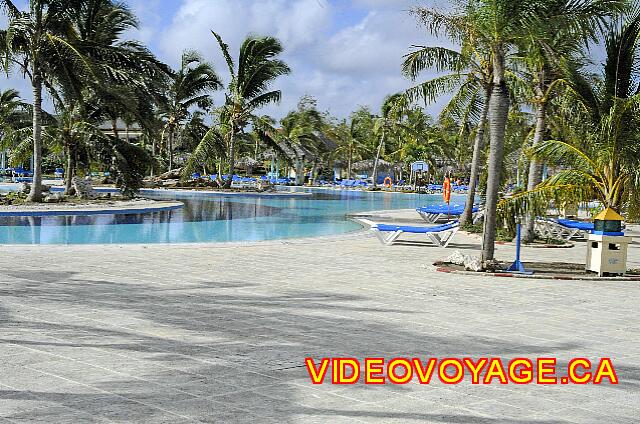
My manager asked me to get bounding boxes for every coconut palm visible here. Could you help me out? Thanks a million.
[73,0,171,138]
[181,107,228,180]
[417,0,624,263]
[333,119,366,180]
[0,89,30,169]
[372,94,409,188]
[0,0,92,201]
[403,10,492,225]
[277,107,324,185]
[388,108,452,182]
[210,32,290,188]
[514,1,623,242]
[61,0,169,189]
[160,50,221,171]
[502,8,640,220]
[40,108,111,192]
[0,89,29,132]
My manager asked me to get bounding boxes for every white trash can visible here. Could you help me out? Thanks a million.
[586,234,632,276]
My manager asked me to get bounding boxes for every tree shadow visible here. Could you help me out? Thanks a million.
[0,265,634,423]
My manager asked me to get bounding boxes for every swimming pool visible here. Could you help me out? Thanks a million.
[0,187,466,245]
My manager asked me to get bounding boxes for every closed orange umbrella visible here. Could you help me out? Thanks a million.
[443,176,452,205]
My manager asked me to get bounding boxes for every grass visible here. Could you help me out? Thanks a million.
[461,222,514,242]
[460,222,566,244]
[0,191,27,206]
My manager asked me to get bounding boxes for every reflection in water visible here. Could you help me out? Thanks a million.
[0,188,465,245]
[0,199,282,227]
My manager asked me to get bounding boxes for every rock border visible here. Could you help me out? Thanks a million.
[430,264,640,281]
[0,200,184,217]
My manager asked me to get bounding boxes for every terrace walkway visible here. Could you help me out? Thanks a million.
[0,228,638,423]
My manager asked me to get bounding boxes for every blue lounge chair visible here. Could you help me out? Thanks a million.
[364,220,460,247]
[344,179,355,188]
[13,167,33,177]
[54,168,64,179]
[535,218,596,240]
[417,204,479,223]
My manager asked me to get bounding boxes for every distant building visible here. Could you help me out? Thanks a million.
[98,119,142,142]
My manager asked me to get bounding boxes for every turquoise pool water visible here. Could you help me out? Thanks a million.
[0,187,466,245]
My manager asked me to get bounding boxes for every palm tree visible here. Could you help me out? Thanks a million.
[502,8,640,220]
[277,105,325,185]
[334,119,365,180]
[372,94,409,188]
[0,89,29,133]
[387,107,450,182]
[54,0,170,190]
[404,9,493,225]
[418,0,623,263]
[182,106,228,180]
[210,32,290,188]
[0,89,30,169]
[326,107,374,180]
[160,51,221,171]
[515,1,621,242]
[0,0,91,202]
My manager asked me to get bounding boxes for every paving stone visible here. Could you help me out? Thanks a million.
[0,231,638,422]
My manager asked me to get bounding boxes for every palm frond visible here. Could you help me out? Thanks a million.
[211,30,236,80]
[531,139,597,173]
[402,46,466,78]
[405,73,465,104]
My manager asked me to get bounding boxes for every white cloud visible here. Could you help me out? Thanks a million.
[159,0,331,64]
[1,0,450,119]
[158,0,445,119]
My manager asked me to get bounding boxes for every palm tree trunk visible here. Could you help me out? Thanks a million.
[225,128,236,189]
[372,132,385,189]
[168,126,174,171]
[65,142,75,193]
[295,158,305,185]
[481,45,510,264]
[522,100,547,242]
[254,137,259,160]
[347,146,353,179]
[460,91,490,226]
[111,118,119,140]
[27,73,43,203]
[310,159,318,185]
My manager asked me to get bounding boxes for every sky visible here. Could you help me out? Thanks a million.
[0,0,453,120]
